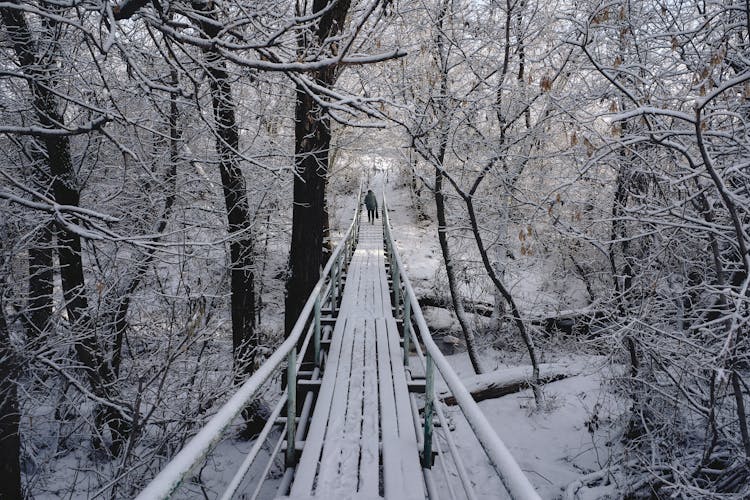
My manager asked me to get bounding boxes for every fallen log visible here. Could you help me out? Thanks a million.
[419,295,607,337]
[439,363,582,405]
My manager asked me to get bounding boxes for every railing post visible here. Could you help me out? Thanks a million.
[356,201,361,240]
[384,213,389,251]
[286,348,297,467]
[336,253,343,295]
[393,264,401,318]
[314,294,321,368]
[403,293,411,367]
[423,353,435,468]
[330,260,337,313]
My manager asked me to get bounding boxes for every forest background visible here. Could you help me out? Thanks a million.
[1,0,749,497]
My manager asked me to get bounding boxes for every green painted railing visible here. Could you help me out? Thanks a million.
[135,186,363,500]
[382,191,542,500]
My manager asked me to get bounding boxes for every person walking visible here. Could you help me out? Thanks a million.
[364,189,378,224]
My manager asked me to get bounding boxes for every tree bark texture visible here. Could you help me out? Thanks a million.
[192,1,257,383]
[0,258,23,500]
[286,86,330,337]
[27,222,53,337]
[285,0,351,337]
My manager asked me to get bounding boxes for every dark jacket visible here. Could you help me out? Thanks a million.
[364,191,378,211]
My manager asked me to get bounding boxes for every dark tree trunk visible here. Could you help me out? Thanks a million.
[286,87,331,336]
[208,45,256,387]
[322,176,333,263]
[434,166,484,375]
[191,1,257,385]
[1,1,130,454]
[27,222,53,337]
[610,166,639,380]
[285,0,351,337]
[111,1,258,387]
[0,269,23,500]
[17,141,54,339]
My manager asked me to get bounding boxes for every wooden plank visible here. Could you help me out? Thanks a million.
[353,222,386,316]
[340,318,367,494]
[376,317,403,500]
[336,256,359,313]
[313,315,357,495]
[359,317,380,494]
[386,316,426,499]
[353,249,371,312]
[316,317,364,497]
[289,317,349,495]
[288,217,426,500]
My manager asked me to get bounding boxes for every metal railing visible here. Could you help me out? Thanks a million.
[136,186,363,500]
[382,192,542,500]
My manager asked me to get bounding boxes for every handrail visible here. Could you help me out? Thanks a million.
[381,192,541,500]
[136,185,363,500]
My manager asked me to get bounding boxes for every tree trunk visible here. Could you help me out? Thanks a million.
[463,196,542,403]
[15,141,54,339]
[27,222,53,337]
[609,167,639,380]
[434,167,484,375]
[0,255,23,499]
[440,363,580,405]
[1,1,130,453]
[286,85,330,337]
[285,0,351,338]
[491,195,511,328]
[191,1,257,385]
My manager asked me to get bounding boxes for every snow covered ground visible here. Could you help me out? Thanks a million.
[436,351,623,499]
[381,166,625,499]
[196,168,626,500]
[31,166,623,499]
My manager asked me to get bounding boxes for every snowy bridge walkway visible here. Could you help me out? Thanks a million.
[286,215,424,499]
[135,187,541,500]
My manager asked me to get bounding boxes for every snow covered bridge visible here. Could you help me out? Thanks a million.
[135,188,540,500]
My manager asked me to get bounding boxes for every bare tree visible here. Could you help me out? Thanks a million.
[1,1,131,453]
[565,0,750,492]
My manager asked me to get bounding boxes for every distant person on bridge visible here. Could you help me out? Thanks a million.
[364,189,378,224]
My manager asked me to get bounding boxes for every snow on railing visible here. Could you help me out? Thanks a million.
[136,185,363,500]
[381,192,542,500]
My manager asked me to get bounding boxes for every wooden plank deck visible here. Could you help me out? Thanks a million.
[284,215,425,500]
